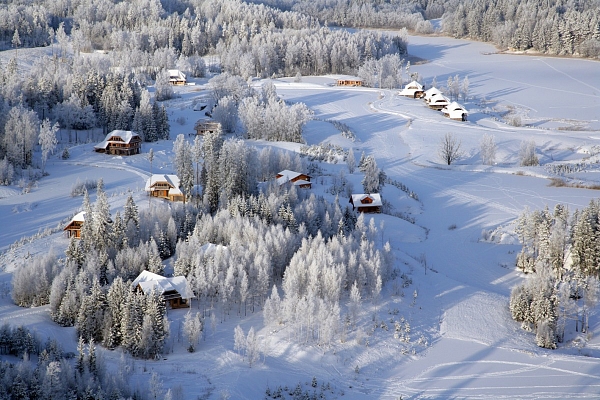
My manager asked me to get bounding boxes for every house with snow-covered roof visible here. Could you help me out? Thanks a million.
[168,69,187,85]
[132,270,193,309]
[349,193,382,213]
[145,174,186,202]
[441,102,468,121]
[276,170,312,189]
[428,94,451,110]
[194,120,221,136]
[64,211,86,239]
[423,87,443,104]
[94,130,142,156]
[398,80,425,98]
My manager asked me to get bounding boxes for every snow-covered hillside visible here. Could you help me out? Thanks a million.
[1,34,600,399]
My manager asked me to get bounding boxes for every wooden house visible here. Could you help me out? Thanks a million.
[194,120,221,136]
[94,130,142,156]
[442,102,468,121]
[398,80,425,98]
[336,78,363,87]
[276,170,312,188]
[64,211,86,239]
[349,193,382,213]
[145,174,186,202]
[428,95,450,110]
[168,69,187,85]
[132,270,193,309]
[423,87,443,104]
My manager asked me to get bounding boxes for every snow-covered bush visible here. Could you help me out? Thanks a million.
[519,140,539,166]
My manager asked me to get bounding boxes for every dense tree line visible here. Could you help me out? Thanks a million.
[442,0,600,57]
[510,201,600,349]
[0,324,150,399]
[262,0,600,58]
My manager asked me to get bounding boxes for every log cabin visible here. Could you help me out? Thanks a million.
[94,130,142,156]
[349,193,382,213]
[132,270,193,309]
[145,174,186,202]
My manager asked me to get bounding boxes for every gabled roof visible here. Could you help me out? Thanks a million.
[132,270,194,299]
[350,193,382,207]
[442,102,468,114]
[404,80,423,90]
[424,87,443,102]
[70,211,86,223]
[276,170,310,184]
[64,211,86,231]
[430,95,450,104]
[145,174,181,191]
[94,130,140,150]
[167,69,186,80]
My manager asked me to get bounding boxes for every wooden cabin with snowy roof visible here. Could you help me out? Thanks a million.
[94,130,141,156]
[441,102,468,121]
[64,211,86,239]
[398,80,425,98]
[349,193,382,213]
[132,270,193,309]
[145,174,186,202]
[168,69,187,85]
[194,120,221,136]
[276,170,312,189]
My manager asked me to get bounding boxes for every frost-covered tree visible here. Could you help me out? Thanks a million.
[173,134,194,201]
[360,155,382,193]
[155,70,173,101]
[183,312,203,352]
[3,105,39,167]
[480,133,496,166]
[346,148,356,174]
[38,118,59,173]
[519,140,539,166]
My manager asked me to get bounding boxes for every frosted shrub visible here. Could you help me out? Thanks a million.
[71,179,97,197]
[519,140,539,166]
[0,157,14,184]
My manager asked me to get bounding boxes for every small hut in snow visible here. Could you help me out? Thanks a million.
[398,81,425,98]
[442,102,468,121]
[349,193,382,213]
[145,174,185,202]
[276,170,312,189]
[64,211,86,239]
[168,69,187,85]
[132,270,193,309]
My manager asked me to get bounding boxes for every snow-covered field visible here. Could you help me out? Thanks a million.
[2,34,600,398]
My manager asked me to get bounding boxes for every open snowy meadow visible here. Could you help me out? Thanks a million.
[1,33,600,399]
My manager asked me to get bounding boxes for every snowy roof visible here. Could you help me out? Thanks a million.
[430,95,450,105]
[145,174,181,191]
[168,69,186,80]
[350,193,382,207]
[70,211,86,223]
[424,87,443,101]
[405,80,423,90]
[132,270,194,299]
[442,102,468,114]
[276,170,311,186]
[94,130,140,150]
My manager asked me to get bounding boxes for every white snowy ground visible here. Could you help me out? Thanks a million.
[1,34,600,399]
